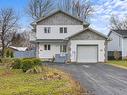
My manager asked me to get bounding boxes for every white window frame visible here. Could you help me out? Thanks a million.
[60,45,67,52]
[44,44,51,50]
[44,27,51,33]
[60,27,67,33]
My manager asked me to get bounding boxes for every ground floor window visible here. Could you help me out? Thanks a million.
[44,44,51,50]
[60,45,67,52]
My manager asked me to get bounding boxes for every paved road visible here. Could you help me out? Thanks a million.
[51,63,127,95]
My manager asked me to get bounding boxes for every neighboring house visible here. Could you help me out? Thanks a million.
[30,10,108,63]
[9,46,28,51]
[9,46,36,58]
[108,30,127,59]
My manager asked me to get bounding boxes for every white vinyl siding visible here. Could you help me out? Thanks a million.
[37,25,83,39]
[39,43,61,58]
[108,32,122,51]
[122,38,127,58]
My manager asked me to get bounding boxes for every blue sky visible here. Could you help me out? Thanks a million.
[0,0,30,30]
[90,0,127,34]
[0,0,127,34]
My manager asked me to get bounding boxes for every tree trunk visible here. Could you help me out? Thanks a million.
[1,41,5,58]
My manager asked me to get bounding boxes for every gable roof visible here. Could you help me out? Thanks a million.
[66,27,108,40]
[9,46,28,51]
[35,10,89,26]
[108,30,127,38]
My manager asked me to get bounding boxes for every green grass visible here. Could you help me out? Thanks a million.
[108,60,127,67]
[0,66,85,95]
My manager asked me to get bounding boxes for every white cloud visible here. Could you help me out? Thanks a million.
[91,0,127,34]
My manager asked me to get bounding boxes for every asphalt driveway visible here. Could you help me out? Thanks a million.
[51,63,127,95]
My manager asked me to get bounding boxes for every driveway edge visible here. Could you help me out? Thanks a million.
[106,63,127,70]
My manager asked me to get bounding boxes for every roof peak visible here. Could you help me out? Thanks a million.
[35,9,89,26]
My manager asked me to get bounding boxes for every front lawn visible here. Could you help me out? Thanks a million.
[108,60,127,68]
[0,66,86,95]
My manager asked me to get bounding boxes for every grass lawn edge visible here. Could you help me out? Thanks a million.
[106,62,127,70]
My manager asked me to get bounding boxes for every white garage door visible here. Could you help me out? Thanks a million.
[77,45,98,63]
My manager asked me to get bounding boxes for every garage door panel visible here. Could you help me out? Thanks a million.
[77,45,98,63]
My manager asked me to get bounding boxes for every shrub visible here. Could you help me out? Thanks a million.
[21,59,34,72]
[26,66,44,74]
[12,59,21,69]
[0,58,42,71]
[10,52,14,58]
[114,51,120,60]
[32,58,42,66]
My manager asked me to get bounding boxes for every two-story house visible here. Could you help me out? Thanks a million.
[108,30,127,59]
[30,10,108,63]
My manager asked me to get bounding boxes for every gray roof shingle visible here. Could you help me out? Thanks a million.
[113,30,127,36]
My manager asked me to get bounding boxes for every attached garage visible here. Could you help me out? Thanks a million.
[67,28,109,63]
[77,45,98,63]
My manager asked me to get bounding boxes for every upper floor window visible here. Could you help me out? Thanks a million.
[44,44,51,50]
[44,27,51,33]
[60,27,67,33]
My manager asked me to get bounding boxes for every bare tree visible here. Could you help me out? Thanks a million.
[22,31,35,49]
[11,31,34,48]
[58,0,72,13]
[0,8,18,58]
[27,0,53,20]
[11,33,26,47]
[58,0,93,21]
[110,15,127,30]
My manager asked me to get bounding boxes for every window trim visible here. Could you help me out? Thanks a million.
[44,45,47,50]
[60,45,67,52]
[44,27,51,33]
[44,44,51,50]
[48,45,50,50]
[64,27,67,33]
[60,27,67,33]
[60,27,63,33]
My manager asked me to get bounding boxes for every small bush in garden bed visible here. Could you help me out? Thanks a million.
[32,58,42,66]
[22,58,42,66]
[26,66,44,74]
[0,58,42,72]
[21,58,42,72]
[21,59,34,72]
[12,59,21,69]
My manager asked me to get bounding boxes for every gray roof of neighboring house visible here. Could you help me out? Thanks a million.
[31,10,89,26]
[9,46,28,51]
[113,30,127,35]
[108,30,127,38]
